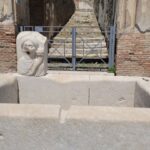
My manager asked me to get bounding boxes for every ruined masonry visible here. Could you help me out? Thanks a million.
[49,1,107,58]
[0,0,150,77]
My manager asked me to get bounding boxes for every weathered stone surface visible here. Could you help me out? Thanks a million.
[0,74,18,103]
[0,0,150,77]
[94,0,114,39]
[0,0,13,25]
[74,0,94,9]
[0,25,16,73]
[117,0,150,33]
[1,104,150,149]
[90,80,135,107]
[125,0,137,30]
[136,0,150,32]
[49,0,107,58]
[17,73,90,106]
[116,0,150,77]
[1,71,150,107]
[135,79,150,107]
[17,32,48,77]
[117,0,137,32]
[16,71,149,107]
[77,0,94,10]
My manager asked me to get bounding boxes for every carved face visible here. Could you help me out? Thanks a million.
[22,40,38,56]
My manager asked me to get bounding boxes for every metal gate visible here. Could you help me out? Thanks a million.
[18,25,116,71]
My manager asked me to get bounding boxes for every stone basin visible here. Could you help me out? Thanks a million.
[0,71,150,150]
[0,71,150,108]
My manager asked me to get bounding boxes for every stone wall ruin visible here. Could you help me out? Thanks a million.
[94,0,150,77]
[0,0,150,77]
[0,0,75,73]
[116,0,150,77]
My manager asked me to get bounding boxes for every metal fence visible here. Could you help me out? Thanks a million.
[18,25,116,71]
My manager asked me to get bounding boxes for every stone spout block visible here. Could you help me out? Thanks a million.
[17,31,48,77]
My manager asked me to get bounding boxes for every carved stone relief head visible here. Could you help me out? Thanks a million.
[17,31,48,77]
[21,40,38,59]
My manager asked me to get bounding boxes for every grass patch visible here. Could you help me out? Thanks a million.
[108,65,116,73]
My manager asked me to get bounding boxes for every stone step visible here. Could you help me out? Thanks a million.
[52,37,105,42]
[72,14,97,20]
[66,20,99,25]
[48,63,108,71]
[48,53,108,59]
[73,16,96,19]
[71,18,97,23]
[51,42,107,48]
[66,23,99,27]
[55,29,100,34]
[50,47,107,52]
[48,7,107,60]
[69,13,95,17]
[60,27,101,33]
[52,41,106,45]
[72,11,95,14]
[49,47,108,51]
[57,31,103,35]
[74,11,96,16]
[57,32,104,38]
[49,48,108,56]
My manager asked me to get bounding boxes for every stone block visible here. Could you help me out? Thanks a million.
[17,74,89,106]
[0,74,18,103]
[134,79,150,107]
[0,105,150,150]
[136,0,150,32]
[89,77,136,107]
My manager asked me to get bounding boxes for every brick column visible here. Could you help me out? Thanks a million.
[0,25,17,72]
[116,32,150,77]
[116,0,150,77]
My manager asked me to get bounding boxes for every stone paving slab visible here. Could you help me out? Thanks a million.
[0,104,150,150]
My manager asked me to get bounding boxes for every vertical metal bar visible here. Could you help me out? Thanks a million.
[100,40,102,57]
[64,40,66,57]
[108,25,116,69]
[83,40,84,57]
[72,27,76,71]
[20,26,23,32]
[108,0,117,69]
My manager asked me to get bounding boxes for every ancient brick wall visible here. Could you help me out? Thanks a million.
[116,0,150,77]
[0,25,17,73]
[116,32,150,77]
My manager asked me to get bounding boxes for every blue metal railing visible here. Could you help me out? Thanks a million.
[18,25,116,71]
